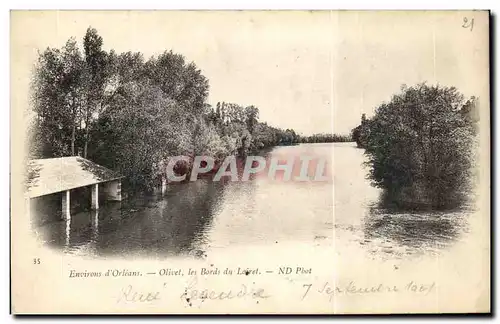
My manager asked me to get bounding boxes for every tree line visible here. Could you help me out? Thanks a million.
[28,27,347,192]
[351,83,479,210]
[299,133,352,143]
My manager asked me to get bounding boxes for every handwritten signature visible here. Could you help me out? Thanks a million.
[116,279,270,304]
[180,277,270,302]
[118,284,161,303]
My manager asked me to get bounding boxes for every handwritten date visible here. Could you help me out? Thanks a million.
[302,281,436,301]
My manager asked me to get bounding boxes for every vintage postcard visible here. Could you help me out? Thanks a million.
[10,10,490,314]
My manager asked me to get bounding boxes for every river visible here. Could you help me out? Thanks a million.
[35,142,473,261]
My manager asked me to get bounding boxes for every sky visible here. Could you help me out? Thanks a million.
[11,10,489,136]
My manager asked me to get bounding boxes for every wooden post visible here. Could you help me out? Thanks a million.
[91,210,99,241]
[62,190,70,220]
[91,183,99,210]
[161,176,167,195]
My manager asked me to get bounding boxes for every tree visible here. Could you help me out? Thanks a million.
[244,105,259,135]
[82,27,110,158]
[30,38,86,158]
[362,83,476,209]
[29,26,306,194]
[144,51,209,115]
[62,38,86,155]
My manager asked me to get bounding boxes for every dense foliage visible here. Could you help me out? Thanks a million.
[29,28,309,192]
[352,84,478,209]
[299,133,352,143]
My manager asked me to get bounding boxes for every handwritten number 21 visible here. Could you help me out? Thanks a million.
[463,17,474,31]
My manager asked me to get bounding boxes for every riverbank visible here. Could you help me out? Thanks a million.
[37,143,473,262]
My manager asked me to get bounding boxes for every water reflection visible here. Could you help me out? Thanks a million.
[332,142,471,259]
[39,180,228,258]
[360,205,470,258]
[64,215,71,249]
[34,143,471,260]
[91,210,99,251]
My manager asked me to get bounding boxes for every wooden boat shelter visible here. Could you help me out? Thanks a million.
[25,156,123,220]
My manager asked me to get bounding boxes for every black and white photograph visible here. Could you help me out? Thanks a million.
[10,10,490,314]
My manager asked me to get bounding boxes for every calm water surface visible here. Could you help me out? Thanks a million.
[35,143,471,259]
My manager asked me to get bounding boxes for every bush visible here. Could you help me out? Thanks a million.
[362,83,477,210]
